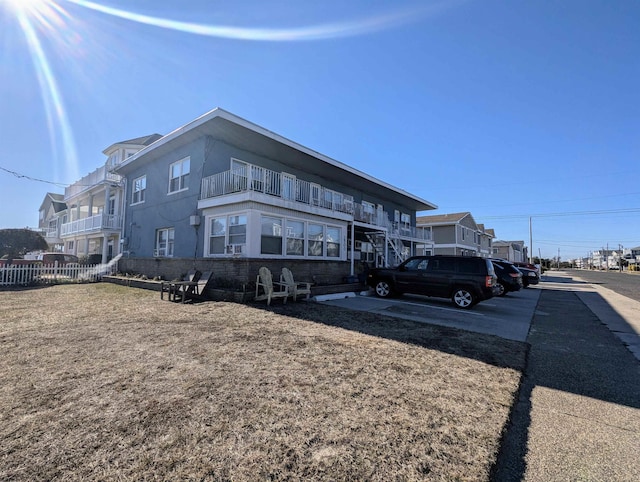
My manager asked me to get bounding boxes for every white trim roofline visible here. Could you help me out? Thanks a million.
[117,107,437,211]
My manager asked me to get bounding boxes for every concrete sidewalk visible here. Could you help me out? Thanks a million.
[493,286,640,481]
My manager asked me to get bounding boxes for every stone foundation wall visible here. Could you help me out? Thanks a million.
[116,257,355,287]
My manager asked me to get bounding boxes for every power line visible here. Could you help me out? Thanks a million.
[0,166,70,188]
[479,207,640,220]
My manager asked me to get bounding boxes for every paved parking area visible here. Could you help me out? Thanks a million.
[320,273,640,359]
[319,287,541,342]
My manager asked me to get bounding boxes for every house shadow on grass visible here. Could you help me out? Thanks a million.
[251,283,640,481]
[251,299,529,372]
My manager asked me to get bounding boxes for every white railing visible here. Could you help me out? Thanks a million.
[65,165,122,199]
[44,227,59,238]
[200,164,432,240]
[200,166,354,214]
[0,262,118,286]
[61,213,122,236]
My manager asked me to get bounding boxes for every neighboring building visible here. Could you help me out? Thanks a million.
[114,108,437,283]
[39,134,162,263]
[38,192,67,251]
[477,224,495,258]
[416,212,494,257]
[492,240,526,262]
[625,246,640,269]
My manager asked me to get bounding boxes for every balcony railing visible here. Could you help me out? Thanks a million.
[201,166,354,214]
[44,228,60,239]
[65,165,122,200]
[200,164,432,241]
[60,214,122,236]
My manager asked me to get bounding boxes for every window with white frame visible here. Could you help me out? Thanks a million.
[400,213,411,233]
[132,176,146,204]
[256,216,343,259]
[326,227,341,257]
[169,157,190,193]
[308,223,323,257]
[209,217,227,254]
[227,215,247,249]
[261,217,283,255]
[362,201,375,223]
[208,214,247,255]
[155,228,174,257]
[286,220,304,256]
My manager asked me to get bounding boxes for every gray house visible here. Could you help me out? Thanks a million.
[416,212,493,257]
[115,108,437,284]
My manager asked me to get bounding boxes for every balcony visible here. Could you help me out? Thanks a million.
[200,165,431,241]
[65,165,122,200]
[201,166,354,214]
[60,214,122,237]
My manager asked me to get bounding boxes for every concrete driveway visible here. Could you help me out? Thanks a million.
[318,286,541,342]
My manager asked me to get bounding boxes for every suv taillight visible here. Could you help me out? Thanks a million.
[485,276,493,287]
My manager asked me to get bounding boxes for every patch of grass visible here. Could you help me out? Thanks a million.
[0,284,526,481]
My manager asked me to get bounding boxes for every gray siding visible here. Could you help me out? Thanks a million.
[123,138,206,258]
[433,226,456,244]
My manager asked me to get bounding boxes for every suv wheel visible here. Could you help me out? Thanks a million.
[496,282,507,297]
[374,280,393,298]
[452,288,475,309]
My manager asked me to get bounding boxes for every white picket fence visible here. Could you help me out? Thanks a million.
[0,262,118,286]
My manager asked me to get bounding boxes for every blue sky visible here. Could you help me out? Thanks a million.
[0,0,638,260]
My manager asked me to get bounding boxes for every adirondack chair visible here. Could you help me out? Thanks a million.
[161,270,201,301]
[181,271,214,303]
[255,267,289,305]
[161,270,203,302]
[280,267,311,301]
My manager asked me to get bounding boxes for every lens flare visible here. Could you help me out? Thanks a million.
[8,0,80,181]
[63,0,457,41]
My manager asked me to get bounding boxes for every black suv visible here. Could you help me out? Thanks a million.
[491,259,523,296]
[366,255,497,309]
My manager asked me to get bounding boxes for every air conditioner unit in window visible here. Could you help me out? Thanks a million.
[226,244,245,255]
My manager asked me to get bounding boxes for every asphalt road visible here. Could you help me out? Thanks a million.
[558,269,640,302]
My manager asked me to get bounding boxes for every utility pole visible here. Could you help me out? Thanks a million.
[529,217,533,265]
[619,244,623,272]
[557,248,560,269]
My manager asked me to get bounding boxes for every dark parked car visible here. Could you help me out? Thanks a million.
[491,259,523,296]
[517,266,540,287]
[366,255,497,309]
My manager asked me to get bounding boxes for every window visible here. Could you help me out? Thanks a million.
[429,258,455,272]
[156,228,174,257]
[228,215,247,246]
[261,216,283,255]
[169,157,190,193]
[404,258,428,270]
[326,227,341,257]
[67,241,74,251]
[286,220,304,256]
[308,224,323,257]
[108,195,116,216]
[209,217,227,254]
[208,214,247,255]
[132,176,146,204]
[362,201,375,223]
[282,173,296,200]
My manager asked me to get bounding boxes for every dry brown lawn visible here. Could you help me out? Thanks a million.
[0,283,526,481]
